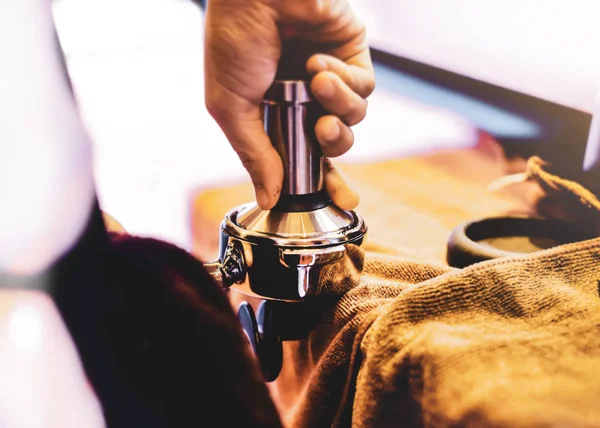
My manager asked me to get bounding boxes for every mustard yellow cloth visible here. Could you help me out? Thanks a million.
[191,139,600,427]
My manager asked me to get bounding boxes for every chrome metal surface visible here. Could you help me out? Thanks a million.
[225,202,363,248]
[214,202,368,302]
[203,260,223,286]
[201,240,246,288]
[264,81,312,104]
[223,232,367,301]
[279,245,347,298]
[235,202,354,239]
[262,80,323,196]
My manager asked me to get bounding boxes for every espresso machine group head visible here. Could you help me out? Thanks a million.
[203,43,368,381]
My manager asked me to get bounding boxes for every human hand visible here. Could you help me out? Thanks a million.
[204,0,375,210]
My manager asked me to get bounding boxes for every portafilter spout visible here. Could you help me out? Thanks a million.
[202,45,367,382]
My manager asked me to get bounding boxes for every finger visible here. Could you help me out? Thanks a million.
[307,53,375,98]
[315,115,354,157]
[311,71,368,126]
[206,101,283,210]
[232,120,284,210]
[324,159,360,210]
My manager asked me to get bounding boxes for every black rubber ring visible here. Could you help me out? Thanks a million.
[446,216,596,268]
[271,189,331,213]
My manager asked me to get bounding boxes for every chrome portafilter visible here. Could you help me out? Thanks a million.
[203,79,367,382]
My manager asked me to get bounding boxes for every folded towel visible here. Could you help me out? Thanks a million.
[191,138,600,427]
[296,237,600,427]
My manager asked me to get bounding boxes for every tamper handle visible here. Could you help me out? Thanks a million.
[275,39,316,81]
[263,40,330,212]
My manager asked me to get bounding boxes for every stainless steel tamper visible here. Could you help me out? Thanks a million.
[204,61,367,381]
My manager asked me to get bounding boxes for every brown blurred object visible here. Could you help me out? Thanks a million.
[190,132,534,265]
[102,211,127,234]
[523,156,600,235]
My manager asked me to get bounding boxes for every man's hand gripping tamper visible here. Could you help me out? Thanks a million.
[202,42,368,383]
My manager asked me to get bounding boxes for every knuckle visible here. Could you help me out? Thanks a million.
[308,0,336,20]
[344,68,358,91]
[355,20,368,39]
[237,142,273,174]
[341,97,356,117]
[342,129,356,153]
[323,129,353,157]
[236,145,257,167]
[345,99,367,126]
[322,141,343,157]
[362,76,376,97]
[239,154,260,175]
[205,96,229,124]
[279,0,335,22]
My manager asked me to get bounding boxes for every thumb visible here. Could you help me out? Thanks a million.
[324,159,360,210]
[220,114,284,210]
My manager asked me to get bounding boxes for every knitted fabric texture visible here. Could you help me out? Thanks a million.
[290,239,600,427]
[286,158,600,427]
[192,145,600,427]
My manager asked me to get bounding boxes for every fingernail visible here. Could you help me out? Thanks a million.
[314,80,335,99]
[255,184,269,210]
